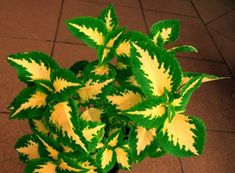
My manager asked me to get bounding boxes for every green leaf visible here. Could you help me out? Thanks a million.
[129,126,157,162]
[168,45,198,54]
[98,4,119,32]
[150,19,180,46]
[36,133,61,161]
[130,41,182,97]
[106,129,122,148]
[158,114,206,157]
[47,99,88,152]
[7,51,59,84]
[9,86,47,119]
[66,17,107,48]
[173,76,202,112]
[115,146,132,170]
[69,60,89,78]
[15,135,40,163]
[96,147,116,172]
[25,158,57,173]
[29,118,49,135]
[51,68,83,100]
[124,97,167,129]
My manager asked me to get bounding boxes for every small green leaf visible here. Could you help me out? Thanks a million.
[70,60,89,78]
[158,114,206,157]
[66,17,107,48]
[96,147,116,172]
[150,19,180,46]
[98,4,119,32]
[29,117,49,135]
[168,45,198,54]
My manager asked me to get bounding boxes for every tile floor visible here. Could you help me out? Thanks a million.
[0,0,235,172]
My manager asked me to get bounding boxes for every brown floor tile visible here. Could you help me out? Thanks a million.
[181,131,235,173]
[144,10,223,62]
[207,10,235,41]
[0,0,62,40]
[141,0,197,17]
[119,155,182,173]
[0,113,31,173]
[56,0,147,44]
[79,0,141,8]
[52,42,97,68]
[179,58,235,131]
[0,38,53,112]
[209,29,235,77]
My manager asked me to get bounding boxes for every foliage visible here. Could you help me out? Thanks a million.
[7,4,225,173]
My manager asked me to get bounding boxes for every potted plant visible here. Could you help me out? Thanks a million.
[7,4,225,173]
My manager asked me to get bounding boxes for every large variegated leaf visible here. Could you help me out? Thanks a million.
[173,76,202,112]
[36,133,61,160]
[124,97,167,129]
[98,28,125,65]
[159,114,206,157]
[182,72,227,86]
[57,155,88,173]
[29,118,49,135]
[25,158,57,173]
[51,68,83,99]
[81,121,105,152]
[107,87,142,112]
[98,4,119,32]
[129,126,157,162]
[77,79,114,104]
[9,86,47,119]
[168,45,198,54]
[115,146,131,170]
[66,17,107,48]
[47,99,87,152]
[7,51,59,83]
[15,135,40,163]
[70,60,89,78]
[130,41,182,97]
[80,108,102,122]
[96,147,116,172]
[150,19,179,46]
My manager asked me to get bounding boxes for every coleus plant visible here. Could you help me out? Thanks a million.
[7,4,225,173]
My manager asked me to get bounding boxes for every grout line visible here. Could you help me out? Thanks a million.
[190,1,235,79]
[177,55,225,64]
[50,0,65,57]
[0,111,9,115]
[178,158,185,173]
[139,0,150,34]
[144,8,199,19]
[0,36,54,42]
[206,8,235,25]
[207,26,235,43]
[207,129,235,134]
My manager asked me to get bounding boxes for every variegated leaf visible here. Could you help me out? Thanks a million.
[47,99,87,152]
[173,76,202,112]
[150,19,179,46]
[66,17,107,48]
[115,146,131,170]
[29,118,49,135]
[78,160,98,173]
[98,4,119,32]
[124,97,167,129]
[182,72,227,86]
[98,28,126,65]
[168,45,198,54]
[107,130,121,148]
[25,158,57,173]
[15,135,40,163]
[80,108,102,122]
[51,68,83,99]
[57,155,88,173]
[9,86,47,119]
[7,51,59,83]
[129,126,157,162]
[96,147,116,172]
[36,133,61,160]
[81,121,105,152]
[159,114,206,157]
[107,87,142,111]
[70,60,89,78]
[130,41,182,97]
